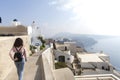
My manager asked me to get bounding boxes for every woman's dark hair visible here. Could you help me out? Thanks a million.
[13,38,23,47]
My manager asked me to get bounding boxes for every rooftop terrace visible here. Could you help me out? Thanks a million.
[77,53,108,62]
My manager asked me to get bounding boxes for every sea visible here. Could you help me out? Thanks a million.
[84,37,120,71]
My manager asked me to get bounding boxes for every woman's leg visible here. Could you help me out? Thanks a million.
[19,60,25,80]
[15,60,25,80]
[15,62,19,77]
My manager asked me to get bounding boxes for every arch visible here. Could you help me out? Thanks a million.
[59,56,65,62]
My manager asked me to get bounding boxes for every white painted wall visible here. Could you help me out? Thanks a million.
[12,21,21,26]
[43,48,54,70]
[28,22,42,46]
[27,26,32,35]
[54,50,74,63]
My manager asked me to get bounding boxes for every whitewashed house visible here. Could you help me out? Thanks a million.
[54,47,74,63]
[12,19,21,26]
[76,52,114,72]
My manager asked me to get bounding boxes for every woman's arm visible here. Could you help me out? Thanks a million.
[9,48,14,61]
[24,48,27,62]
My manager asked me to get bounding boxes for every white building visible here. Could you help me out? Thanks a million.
[28,21,42,46]
[76,52,114,73]
[75,52,120,79]
[12,19,21,26]
[54,49,74,63]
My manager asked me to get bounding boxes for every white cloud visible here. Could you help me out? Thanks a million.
[50,0,120,36]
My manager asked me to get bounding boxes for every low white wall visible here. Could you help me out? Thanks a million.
[42,48,54,70]
[75,74,120,80]
[38,48,74,80]
[37,48,55,80]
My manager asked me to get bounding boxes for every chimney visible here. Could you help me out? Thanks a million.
[53,40,56,50]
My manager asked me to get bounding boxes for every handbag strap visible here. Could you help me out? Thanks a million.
[15,47,22,52]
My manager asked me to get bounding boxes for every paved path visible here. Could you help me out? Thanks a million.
[5,53,41,80]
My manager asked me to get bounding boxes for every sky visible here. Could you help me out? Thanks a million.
[1,0,120,37]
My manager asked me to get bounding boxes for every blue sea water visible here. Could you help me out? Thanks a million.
[85,37,120,71]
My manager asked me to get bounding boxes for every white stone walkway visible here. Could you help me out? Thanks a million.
[5,53,41,80]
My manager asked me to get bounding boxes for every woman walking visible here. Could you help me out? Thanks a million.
[9,38,27,80]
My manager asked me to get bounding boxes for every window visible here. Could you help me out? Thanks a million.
[59,56,65,62]
[67,58,70,60]
[55,58,57,60]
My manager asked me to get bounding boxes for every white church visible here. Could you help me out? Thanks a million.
[28,21,42,46]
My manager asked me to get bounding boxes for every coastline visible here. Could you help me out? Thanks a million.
[83,37,120,72]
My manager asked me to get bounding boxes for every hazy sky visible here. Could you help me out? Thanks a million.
[1,0,120,37]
